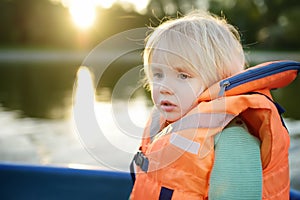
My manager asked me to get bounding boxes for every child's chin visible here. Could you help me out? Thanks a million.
[164,114,181,123]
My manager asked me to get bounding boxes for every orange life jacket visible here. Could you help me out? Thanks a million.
[130,60,300,200]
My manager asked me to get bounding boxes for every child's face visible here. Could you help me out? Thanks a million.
[150,64,204,122]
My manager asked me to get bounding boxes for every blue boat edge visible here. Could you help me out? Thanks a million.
[0,162,132,200]
[0,162,299,200]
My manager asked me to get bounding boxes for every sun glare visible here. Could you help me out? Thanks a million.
[68,0,96,30]
[61,0,150,30]
[119,0,149,14]
[74,66,95,110]
[95,0,115,9]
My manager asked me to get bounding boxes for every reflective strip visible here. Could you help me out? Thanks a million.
[170,133,200,154]
[150,112,235,137]
[171,113,235,132]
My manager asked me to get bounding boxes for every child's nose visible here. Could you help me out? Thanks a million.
[159,83,174,95]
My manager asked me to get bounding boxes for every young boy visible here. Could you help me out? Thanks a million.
[130,10,290,200]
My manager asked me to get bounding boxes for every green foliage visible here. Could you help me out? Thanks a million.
[205,0,300,50]
[0,0,299,50]
[0,0,76,48]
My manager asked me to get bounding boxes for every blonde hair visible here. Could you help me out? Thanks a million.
[143,10,245,90]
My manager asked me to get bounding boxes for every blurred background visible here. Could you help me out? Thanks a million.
[0,0,299,189]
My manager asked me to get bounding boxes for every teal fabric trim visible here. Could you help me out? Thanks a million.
[209,126,262,200]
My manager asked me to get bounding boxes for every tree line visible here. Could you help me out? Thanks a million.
[0,0,299,50]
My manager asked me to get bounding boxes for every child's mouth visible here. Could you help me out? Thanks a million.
[160,100,176,112]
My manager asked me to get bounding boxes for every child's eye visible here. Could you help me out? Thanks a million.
[178,73,190,79]
[153,72,163,79]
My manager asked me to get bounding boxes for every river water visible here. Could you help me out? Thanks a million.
[0,99,300,190]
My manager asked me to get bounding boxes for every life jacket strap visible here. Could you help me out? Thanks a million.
[130,151,149,185]
[129,157,136,185]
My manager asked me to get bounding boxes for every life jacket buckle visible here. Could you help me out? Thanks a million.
[134,151,149,172]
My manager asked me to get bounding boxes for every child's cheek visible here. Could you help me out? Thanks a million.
[151,87,159,105]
